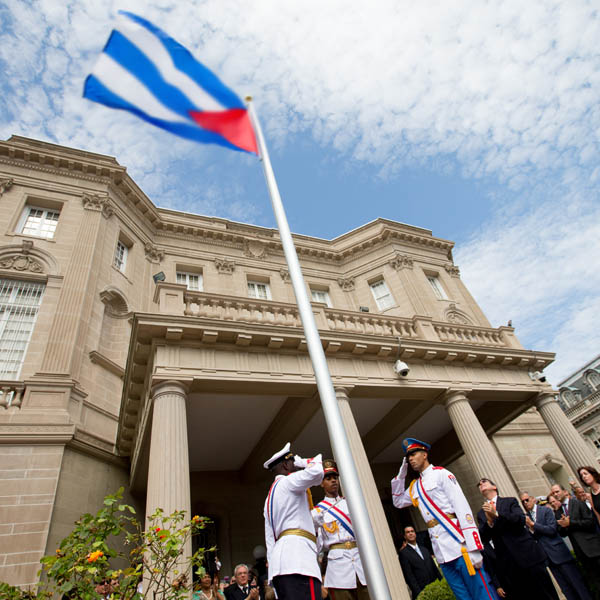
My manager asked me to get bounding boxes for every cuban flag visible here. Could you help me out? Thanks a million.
[83,11,258,154]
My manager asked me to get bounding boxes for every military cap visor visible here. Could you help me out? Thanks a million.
[263,442,294,470]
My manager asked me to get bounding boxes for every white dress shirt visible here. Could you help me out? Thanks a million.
[264,455,323,583]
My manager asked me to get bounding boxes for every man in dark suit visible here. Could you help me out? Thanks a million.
[521,492,591,600]
[477,478,558,600]
[551,491,600,598]
[224,564,259,600]
[398,525,441,598]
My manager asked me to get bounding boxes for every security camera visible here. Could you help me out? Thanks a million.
[393,360,410,377]
[529,371,547,383]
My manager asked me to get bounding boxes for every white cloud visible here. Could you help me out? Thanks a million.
[0,0,599,379]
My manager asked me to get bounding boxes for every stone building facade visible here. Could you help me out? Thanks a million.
[0,135,596,597]
[557,354,600,462]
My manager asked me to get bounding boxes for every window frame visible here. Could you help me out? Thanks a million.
[0,278,45,380]
[113,240,128,273]
[18,205,60,240]
[427,275,448,300]
[176,271,203,291]
[310,288,332,307]
[247,280,272,301]
[369,279,395,310]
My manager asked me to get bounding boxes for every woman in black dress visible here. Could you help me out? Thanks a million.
[578,466,600,526]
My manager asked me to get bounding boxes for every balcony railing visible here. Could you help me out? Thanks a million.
[0,381,25,409]
[181,290,512,349]
[565,389,600,420]
[434,324,505,347]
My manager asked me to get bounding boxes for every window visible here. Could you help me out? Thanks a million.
[177,271,203,291]
[0,279,45,379]
[19,206,60,239]
[427,275,448,300]
[113,240,128,273]
[585,429,600,450]
[370,280,394,310]
[247,281,271,300]
[311,289,332,307]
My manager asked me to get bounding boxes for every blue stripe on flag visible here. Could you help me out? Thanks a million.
[120,10,245,111]
[83,75,246,152]
[104,30,196,120]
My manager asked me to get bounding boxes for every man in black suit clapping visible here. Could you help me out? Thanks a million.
[224,565,259,600]
[398,525,441,598]
[477,478,558,600]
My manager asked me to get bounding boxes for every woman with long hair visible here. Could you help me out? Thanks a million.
[577,466,600,525]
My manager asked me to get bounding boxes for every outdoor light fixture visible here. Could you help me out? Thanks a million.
[152,271,166,284]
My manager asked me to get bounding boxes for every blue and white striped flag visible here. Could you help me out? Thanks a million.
[84,11,257,154]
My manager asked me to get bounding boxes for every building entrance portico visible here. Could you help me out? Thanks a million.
[118,300,559,596]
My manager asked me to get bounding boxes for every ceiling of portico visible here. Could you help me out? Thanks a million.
[186,393,288,471]
[185,391,491,473]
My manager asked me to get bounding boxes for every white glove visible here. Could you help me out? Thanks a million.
[468,550,483,570]
[397,457,408,479]
[313,509,325,526]
[294,455,308,469]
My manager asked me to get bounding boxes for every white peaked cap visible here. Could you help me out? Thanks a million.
[263,441,292,470]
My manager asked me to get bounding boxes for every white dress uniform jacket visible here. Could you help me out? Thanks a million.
[391,463,483,564]
[264,454,324,583]
[312,496,366,589]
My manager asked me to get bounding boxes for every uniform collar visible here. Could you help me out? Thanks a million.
[420,464,434,477]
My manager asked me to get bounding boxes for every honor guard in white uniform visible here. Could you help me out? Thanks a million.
[311,459,370,600]
[391,438,494,600]
[263,442,324,600]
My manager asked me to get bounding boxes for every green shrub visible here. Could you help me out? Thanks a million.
[0,488,212,599]
[416,578,455,600]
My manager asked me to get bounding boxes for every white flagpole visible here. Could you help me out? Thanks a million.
[246,98,392,600]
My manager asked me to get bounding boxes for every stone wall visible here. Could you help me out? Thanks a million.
[0,445,64,586]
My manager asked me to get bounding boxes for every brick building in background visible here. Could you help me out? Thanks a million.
[0,135,596,597]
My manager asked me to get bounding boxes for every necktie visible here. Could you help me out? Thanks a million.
[564,503,569,516]
[530,510,535,521]
[243,587,248,595]
[415,545,424,559]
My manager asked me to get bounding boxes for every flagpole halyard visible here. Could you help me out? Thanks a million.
[246,98,392,600]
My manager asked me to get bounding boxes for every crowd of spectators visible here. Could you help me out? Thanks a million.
[398,464,600,599]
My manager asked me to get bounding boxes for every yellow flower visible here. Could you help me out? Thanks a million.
[87,550,104,563]
[192,515,200,523]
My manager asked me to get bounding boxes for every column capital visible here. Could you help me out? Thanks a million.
[443,388,472,408]
[81,193,114,218]
[334,385,355,399]
[151,380,189,401]
[534,392,558,410]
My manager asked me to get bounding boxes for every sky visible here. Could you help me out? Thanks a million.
[1,0,599,385]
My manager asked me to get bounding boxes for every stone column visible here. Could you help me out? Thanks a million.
[146,381,191,589]
[444,390,519,498]
[335,387,411,600]
[535,392,598,473]
[39,194,113,376]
